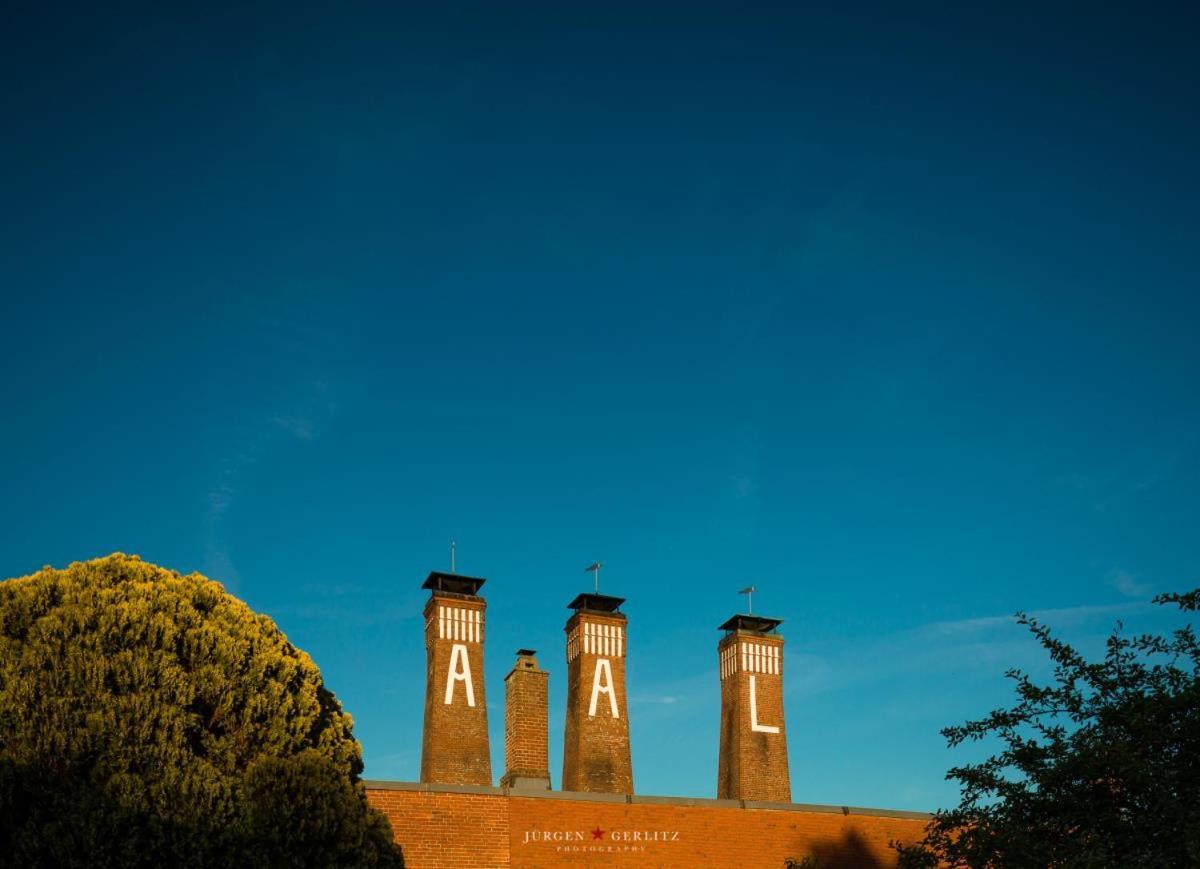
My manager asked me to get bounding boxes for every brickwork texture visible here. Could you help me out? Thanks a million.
[718,630,791,801]
[366,784,929,868]
[420,593,492,786]
[562,610,633,794]
[503,651,550,787]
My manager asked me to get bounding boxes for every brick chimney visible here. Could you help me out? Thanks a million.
[562,593,633,794]
[419,571,492,786]
[717,613,790,802]
[501,648,551,790]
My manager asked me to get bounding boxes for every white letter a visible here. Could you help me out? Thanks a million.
[444,643,476,707]
[588,658,619,718]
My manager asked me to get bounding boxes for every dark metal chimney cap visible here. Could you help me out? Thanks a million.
[422,571,486,596]
[718,613,783,634]
[567,592,625,613]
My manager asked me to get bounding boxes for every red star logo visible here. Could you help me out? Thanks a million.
[591,827,605,840]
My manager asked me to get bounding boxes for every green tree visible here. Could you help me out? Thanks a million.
[0,554,403,868]
[896,589,1200,868]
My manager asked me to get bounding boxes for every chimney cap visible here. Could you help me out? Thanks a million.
[567,592,625,613]
[719,613,783,634]
[515,648,537,657]
[423,571,486,596]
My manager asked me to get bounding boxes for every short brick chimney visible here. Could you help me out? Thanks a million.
[562,593,633,794]
[717,613,790,802]
[419,571,492,786]
[501,649,551,790]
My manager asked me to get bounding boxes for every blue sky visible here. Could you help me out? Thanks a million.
[2,4,1198,810]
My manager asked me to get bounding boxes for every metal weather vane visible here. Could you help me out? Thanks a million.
[738,585,756,614]
[585,562,604,594]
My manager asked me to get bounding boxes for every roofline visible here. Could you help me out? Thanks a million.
[361,779,932,820]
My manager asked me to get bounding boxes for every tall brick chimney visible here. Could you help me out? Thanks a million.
[501,648,551,789]
[562,593,633,794]
[419,571,492,786]
[717,613,790,802]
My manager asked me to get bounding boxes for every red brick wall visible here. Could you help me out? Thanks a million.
[368,787,509,868]
[366,784,930,869]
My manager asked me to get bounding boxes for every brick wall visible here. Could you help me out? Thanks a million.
[366,782,930,869]
[367,785,509,868]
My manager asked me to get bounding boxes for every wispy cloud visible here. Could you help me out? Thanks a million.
[1110,568,1153,599]
[203,378,341,589]
[630,694,681,706]
[783,599,1154,705]
[918,601,1143,639]
[272,413,317,441]
[1058,438,1195,514]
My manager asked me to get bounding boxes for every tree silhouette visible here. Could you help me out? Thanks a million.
[896,589,1200,868]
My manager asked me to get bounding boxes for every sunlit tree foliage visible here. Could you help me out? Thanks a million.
[0,554,403,867]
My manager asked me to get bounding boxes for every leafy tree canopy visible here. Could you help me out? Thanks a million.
[897,589,1200,869]
[0,554,403,868]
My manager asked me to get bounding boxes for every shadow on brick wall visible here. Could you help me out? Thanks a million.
[786,828,887,869]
